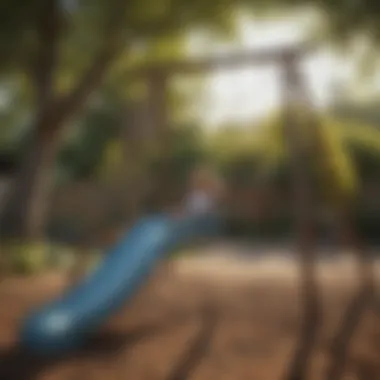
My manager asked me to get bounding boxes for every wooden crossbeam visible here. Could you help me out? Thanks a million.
[134,40,316,77]
[125,41,317,145]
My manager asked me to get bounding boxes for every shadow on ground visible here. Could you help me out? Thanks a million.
[0,313,189,380]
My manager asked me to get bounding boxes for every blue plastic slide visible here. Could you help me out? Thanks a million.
[19,213,220,355]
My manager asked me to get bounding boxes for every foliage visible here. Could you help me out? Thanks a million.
[3,0,380,242]
[210,114,380,198]
[5,242,51,274]
[58,105,122,181]
[332,98,380,129]
[0,24,210,182]
[146,122,208,192]
[0,0,244,81]
[2,242,100,275]
[312,117,358,205]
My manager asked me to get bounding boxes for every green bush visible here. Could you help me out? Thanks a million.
[7,243,50,275]
[3,242,80,275]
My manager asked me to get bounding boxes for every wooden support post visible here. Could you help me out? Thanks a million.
[280,52,321,380]
[125,43,316,147]
[145,71,169,143]
[281,50,320,220]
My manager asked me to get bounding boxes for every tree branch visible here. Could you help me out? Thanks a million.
[127,17,182,41]
[32,0,61,109]
[57,0,129,122]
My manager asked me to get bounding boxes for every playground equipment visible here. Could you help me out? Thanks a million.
[20,213,220,355]
[20,42,317,356]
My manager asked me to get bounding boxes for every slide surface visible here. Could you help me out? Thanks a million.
[19,213,220,355]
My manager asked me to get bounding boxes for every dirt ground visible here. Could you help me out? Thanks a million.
[0,246,379,380]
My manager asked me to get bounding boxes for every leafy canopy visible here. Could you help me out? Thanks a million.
[209,114,380,203]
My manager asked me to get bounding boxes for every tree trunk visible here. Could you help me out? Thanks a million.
[0,1,128,244]
[0,118,63,242]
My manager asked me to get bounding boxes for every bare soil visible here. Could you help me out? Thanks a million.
[0,246,379,380]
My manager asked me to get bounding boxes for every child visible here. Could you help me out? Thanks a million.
[181,165,224,217]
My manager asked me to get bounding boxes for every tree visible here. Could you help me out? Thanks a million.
[0,0,254,242]
[57,94,123,182]
[0,0,129,241]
